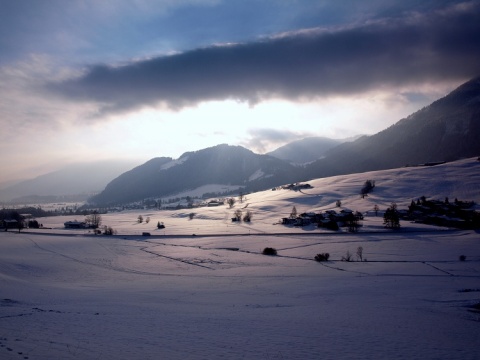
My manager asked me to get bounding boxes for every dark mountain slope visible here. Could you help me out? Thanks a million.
[267,137,343,163]
[305,76,480,178]
[91,145,298,205]
[90,157,173,205]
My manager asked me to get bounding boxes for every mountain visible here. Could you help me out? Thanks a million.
[304,76,480,178]
[0,160,139,203]
[81,77,480,206]
[91,144,299,205]
[267,136,343,163]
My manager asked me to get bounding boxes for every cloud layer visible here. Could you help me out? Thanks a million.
[50,2,480,114]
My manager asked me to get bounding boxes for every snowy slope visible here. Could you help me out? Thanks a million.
[0,158,479,359]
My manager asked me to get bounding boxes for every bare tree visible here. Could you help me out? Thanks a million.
[342,250,353,262]
[356,246,364,261]
[383,203,400,229]
[361,180,375,198]
[103,226,115,235]
[85,211,102,229]
[234,209,242,221]
[290,206,297,218]
[346,213,360,233]
[238,191,244,203]
[17,220,24,233]
[227,198,236,208]
[243,210,252,222]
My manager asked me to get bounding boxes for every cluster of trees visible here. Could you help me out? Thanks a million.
[70,212,118,235]
[202,188,242,200]
[28,219,40,228]
[0,209,23,221]
[85,211,102,229]
[314,253,330,261]
[383,203,400,229]
[102,225,116,235]
[284,206,362,232]
[227,193,246,208]
[0,205,110,218]
[1,207,48,218]
[315,247,365,262]
[137,215,150,224]
[378,196,480,230]
[1,209,114,233]
[0,209,24,231]
[341,246,365,261]
[0,210,47,232]
[232,209,253,222]
[407,196,479,229]
[344,212,362,232]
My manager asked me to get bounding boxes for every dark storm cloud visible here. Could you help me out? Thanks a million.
[50,2,480,114]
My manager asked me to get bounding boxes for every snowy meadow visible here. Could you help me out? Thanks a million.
[1,158,479,359]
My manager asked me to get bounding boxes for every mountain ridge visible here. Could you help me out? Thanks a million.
[302,76,480,178]
[266,136,343,163]
[90,144,299,205]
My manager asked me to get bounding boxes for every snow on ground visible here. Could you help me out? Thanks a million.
[160,156,189,171]
[1,158,479,359]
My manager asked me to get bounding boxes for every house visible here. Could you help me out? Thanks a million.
[323,210,338,221]
[283,183,313,191]
[295,217,311,226]
[407,196,480,229]
[1,219,19,230]
[297,183,313,189]
[64,220,87,229]
[207,200,223,207]
[318,219,339,231]
[282,217,296,225]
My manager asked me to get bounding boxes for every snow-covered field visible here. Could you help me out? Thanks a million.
[1,158,479,359]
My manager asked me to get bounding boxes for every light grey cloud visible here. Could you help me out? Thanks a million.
[0,0,227,67]
[48,2,480,115]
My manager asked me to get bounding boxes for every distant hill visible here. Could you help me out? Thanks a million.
[90,144,299,205]
[0,160,139,203]
[304,76,480,178]
[267,137,343,163]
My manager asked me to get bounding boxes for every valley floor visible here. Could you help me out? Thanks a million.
[1,229,479,359]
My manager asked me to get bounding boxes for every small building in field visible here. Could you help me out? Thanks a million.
[207,201,223,207]
[1,219,19,230]
[64,220,86,229]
